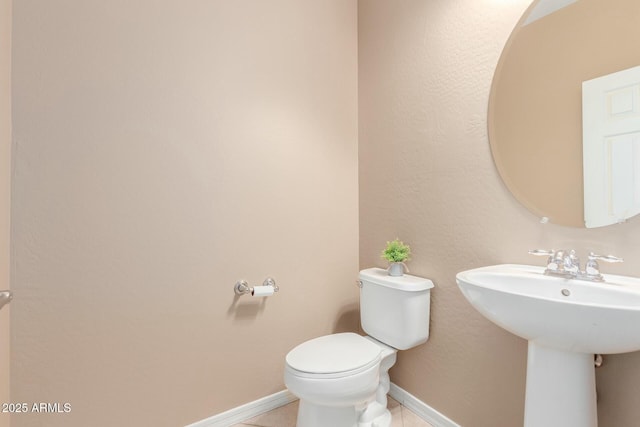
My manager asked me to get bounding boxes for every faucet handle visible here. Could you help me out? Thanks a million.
[529,249,558,271]
[585,252,623,281]
[528,249,554,256]
[588,252,624,263]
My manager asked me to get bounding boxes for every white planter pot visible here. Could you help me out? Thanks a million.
[388,262,406,276]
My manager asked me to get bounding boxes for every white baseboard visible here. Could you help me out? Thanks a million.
[184,389,297,427]
[389,383,461,427]
[186,383,461,427]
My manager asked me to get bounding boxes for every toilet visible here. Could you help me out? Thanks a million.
[284,268,434,427]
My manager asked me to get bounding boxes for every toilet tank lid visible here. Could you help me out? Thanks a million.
[359,268,434,291]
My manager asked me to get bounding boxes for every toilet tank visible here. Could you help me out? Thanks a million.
[359,268,434,350]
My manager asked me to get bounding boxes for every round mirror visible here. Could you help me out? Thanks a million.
[489,0,640,227]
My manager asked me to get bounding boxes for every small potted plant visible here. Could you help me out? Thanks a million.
[381,238,411,276]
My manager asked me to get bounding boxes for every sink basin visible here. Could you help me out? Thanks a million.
[456,263,640,354]
[456,264,640,427]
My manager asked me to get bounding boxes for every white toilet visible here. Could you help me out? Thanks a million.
[284,268,434,427]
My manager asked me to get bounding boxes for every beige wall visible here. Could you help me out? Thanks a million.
[11,1,358,426]
[0,0,10,426]
[359,1,640,426]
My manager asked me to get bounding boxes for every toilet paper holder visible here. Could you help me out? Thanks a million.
[234,277,279,297]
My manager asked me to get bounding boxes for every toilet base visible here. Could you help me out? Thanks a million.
[295,399,392,427]
[296,400,357,427]
[361,411,391,427]
[358,401,392,427]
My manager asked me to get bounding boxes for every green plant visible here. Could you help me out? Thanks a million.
[381,239,411,263]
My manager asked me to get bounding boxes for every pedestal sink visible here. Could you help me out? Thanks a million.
[456,264,640,427]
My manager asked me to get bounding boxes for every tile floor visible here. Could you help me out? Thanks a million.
[231,397,435,427]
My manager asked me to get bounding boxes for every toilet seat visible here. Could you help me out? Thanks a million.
[285,333,382,379]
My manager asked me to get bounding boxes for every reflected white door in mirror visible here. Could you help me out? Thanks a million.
[583,65,640,227]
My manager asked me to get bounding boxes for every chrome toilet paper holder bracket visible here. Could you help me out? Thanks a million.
[234,277,279,296]
[0,290,11,310]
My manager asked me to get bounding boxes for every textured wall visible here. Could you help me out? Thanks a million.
[0,0,10,426]
[359,1,640,426]
[11,1,358,426]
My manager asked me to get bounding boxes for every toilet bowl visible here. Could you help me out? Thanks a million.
[285,333,397,427]
[284,268,433,427]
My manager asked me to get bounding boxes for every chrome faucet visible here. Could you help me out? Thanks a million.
[529,249,623,282]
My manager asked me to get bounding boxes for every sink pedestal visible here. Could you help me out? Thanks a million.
[524,342,597,427]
